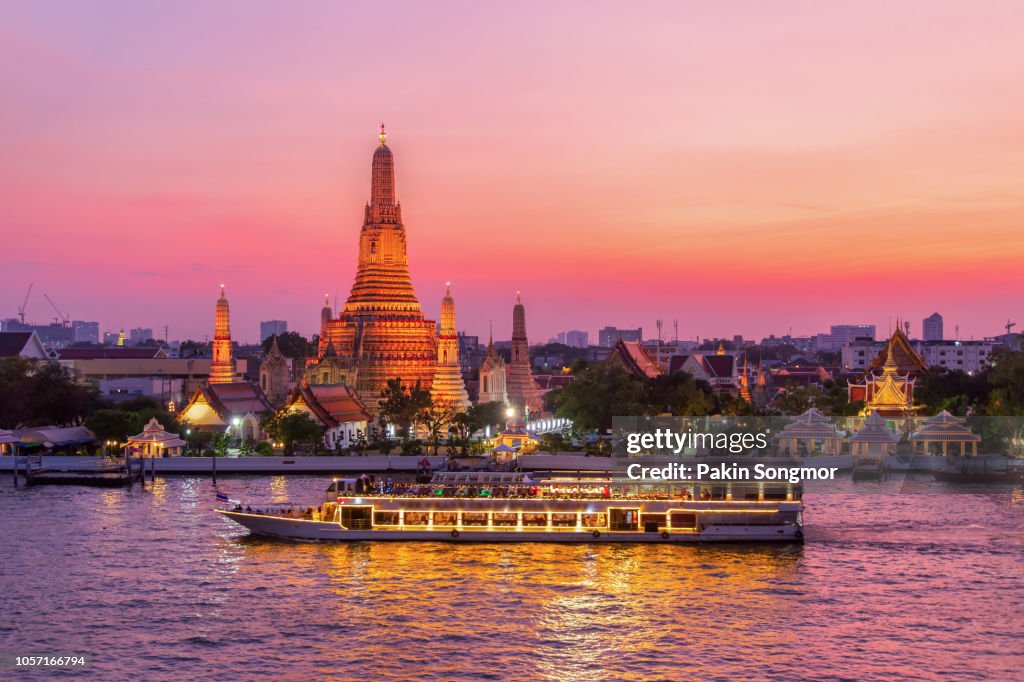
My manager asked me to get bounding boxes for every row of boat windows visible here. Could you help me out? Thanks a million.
[369,510,701,530]
[368,483,798,501]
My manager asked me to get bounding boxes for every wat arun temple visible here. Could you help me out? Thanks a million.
[304,127,539,416]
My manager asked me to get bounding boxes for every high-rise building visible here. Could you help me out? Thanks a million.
[923,313,943,342]
[816,324,876,351]
[129,327,154,346]
[505,293,543,415]
[598,326,642,348]
[313,126,437,409]
[72,321,100,344]
[260,320,288,342]
[208,286,235,384]
[429,284,471,411]
[558,330,589,348]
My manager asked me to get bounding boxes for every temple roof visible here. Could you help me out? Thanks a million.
[911,410,980,441]
[189,382,274,420]
[869,327,927,374]
[291,384,371,427]
[609,340,662,379]
[850,413,900,443]
[775,408,844,440]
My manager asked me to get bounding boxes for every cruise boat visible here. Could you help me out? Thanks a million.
[217,472,804,543]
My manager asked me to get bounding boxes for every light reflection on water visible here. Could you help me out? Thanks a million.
[0,475,1021,680]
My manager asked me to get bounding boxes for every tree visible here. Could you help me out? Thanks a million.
[985,350,1024,416]
[377,378,431,443]
[552,364,647,432]
[420,398,457,455]
[0,358,101,428]
[85,409,138,443]
[470,402,508,432]
[261,411,325,455]
[261,331,314,359]
[647,372,715,416]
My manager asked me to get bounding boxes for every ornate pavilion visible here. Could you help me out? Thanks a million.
[848,326,927,417]
[309,126,438,411]
[849,413,900,457]
[910,410,980,457]
[775,408,845,456]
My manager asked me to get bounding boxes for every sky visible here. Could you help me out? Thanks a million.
[1,0,1023,344]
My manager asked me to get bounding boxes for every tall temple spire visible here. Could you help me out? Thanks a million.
[506,291,543,415]
[313,127,438,411]
[430,282,470,411]
[208,285,235,384]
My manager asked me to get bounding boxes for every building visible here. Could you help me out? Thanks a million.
[848,343,920,417]
[815,324,876,352]
[429,284,471,412]
[178,383,273,441]
[668,347,739,395]
[849,413,900,457]
[260,320,288,342]
[125,418,186,457]
[922,313,943,342]
[259,336,291,408]
[0,331,49,359]
[599,326,642,348]
[608,340,662,379]
[477,332,508,405]
[311,127,437,410]
[505,293,544,416]
[129,327,154,346]
[556,330,589,348]
[842,334,994,375]
[283,383,371,451]
[910,411,980,456]
[208,286,236,384]
[72,321,100,344]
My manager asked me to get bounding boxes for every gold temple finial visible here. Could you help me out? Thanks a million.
[445,281,451,296]
[515,290,521,304]
[220,283,225,298]
[379,122,387,145]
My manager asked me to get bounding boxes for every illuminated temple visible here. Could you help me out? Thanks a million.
[849,326,926,417]
[505,293,544,416]
[308,127,437,409]
[429,283,471,411]
[208,285,236,384]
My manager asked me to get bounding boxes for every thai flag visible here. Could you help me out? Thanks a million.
[215,491,231,503]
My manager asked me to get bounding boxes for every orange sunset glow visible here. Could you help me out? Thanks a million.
[1,1,1022,342]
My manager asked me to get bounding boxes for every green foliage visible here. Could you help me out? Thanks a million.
[376,378,431,441]
[261,331,314,359]
[0,357,101,429]
[983,350,1024,416]
[254,441,274,456]
[647,372,715,416]
[261,411,325,455]
[85,409,138,443]
[551,364,647,431]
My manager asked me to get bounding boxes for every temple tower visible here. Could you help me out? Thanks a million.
[208,285,235,384]
[478,324,508,405]
[317,126,437,410]
[429,283,471,411]
[260,336,290,407]
[505,292,543,415]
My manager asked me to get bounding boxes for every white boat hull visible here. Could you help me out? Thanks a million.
[217,511,802,543]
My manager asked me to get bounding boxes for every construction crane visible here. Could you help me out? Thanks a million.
[17,283,33,324]
[1007,320,1017,335]
[43,294,70,327]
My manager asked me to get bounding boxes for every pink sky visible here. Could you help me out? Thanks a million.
[1,1,1023,344]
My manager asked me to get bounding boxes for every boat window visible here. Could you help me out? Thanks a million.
[522,513,547,527]
[373,511,400,526]
[669,512,696,529]
[492,513,518,526]
[609,508,639,531]
[641,513,666,532]
[433,512,458,526]
[462,513,488,526]
[551,513,577,527]
[764,486,788,500]
[581,513,606,528]
[404,512,429,526]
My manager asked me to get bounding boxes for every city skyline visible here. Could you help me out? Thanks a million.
[2,1,1023,342]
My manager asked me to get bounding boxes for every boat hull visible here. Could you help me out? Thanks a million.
[216,511,803,543]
